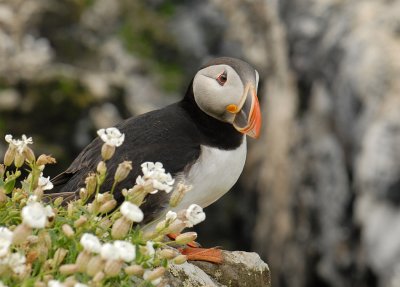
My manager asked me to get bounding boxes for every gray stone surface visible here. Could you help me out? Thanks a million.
[165,250,271,287]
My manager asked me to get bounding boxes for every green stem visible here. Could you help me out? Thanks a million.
[110,180,118,195]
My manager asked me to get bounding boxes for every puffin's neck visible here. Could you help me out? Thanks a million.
[179,82,244,150]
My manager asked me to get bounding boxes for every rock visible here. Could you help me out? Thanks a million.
[165,250,271,287]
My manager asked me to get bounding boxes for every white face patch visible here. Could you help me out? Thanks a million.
[173,137,247,211]
[192,64,244,123]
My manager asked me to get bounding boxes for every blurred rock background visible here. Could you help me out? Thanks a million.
[1,0,400,286]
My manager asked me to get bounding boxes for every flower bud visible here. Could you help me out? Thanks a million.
[169,183,191,207]
[144,267,166,282]
[59,264,78,275]
[128,189,147,206]
[36,154,56,166]
[99,218,112,229]
[23,146,35,163]
[14,152,25,168]
[99,199,117,214]
[158,248,178,260]
[111,217,131,239]
[124,264,144,276]
[79,188,88,201]
[166,220,186,235]
[67,203,74,217]
[74,216,88,228]
[53,248,68,267]
[4,147,16,166]
[174,232,197,245]
[12,223,32,245]
[85,173,97,196]
[0,189,7,206]
[143,180,155,194]
[12,188,24,202]
[0,164,5,178]
[86,255,105,276]
[27,235,39,244]
[75,250,91,272]
[104,259,123,277]
[93,271,105,282]
[87,202,99,214]
[155,220,167,233]
[33,188,44,201]
[41,231,52,247]
[114,161,132,183]
[173,254,187,265]
[97,161,107,175]
[101,143,115,161]
[62,224,75,238]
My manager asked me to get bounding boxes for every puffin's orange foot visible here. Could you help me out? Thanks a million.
[179,247,223,264]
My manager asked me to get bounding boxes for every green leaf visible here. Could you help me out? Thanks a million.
[4,178,15,194]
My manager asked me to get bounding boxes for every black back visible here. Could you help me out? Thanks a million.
[51,80,244,222]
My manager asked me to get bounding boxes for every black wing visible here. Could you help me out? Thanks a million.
[49,103,201,221]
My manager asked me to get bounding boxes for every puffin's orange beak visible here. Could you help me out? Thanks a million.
[231,84,262,138]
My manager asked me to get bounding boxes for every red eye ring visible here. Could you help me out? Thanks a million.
[216,71,227,86]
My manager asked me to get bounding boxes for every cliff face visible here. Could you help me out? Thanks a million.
[1,0,400,286]
[228,1,400,286]
[211,0,400,286]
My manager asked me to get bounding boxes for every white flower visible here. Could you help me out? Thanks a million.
[7,252,26,275]
[141,162,163,177]
[146,241,155,257]
[136,162,175,194]
[4,135,18,147]
[21,202,52,228]
[48,280,66,287]
[80,233,102,253]
[185,204,206,227]
[0,227,13,257]
[114,240,136,262]
[38,173,53,190]
[166,211,177,222]
[120,201,144,222]
[97,127,125,147]
[135,175,145,186]
[5,134,33,154]
[100,243,120,261]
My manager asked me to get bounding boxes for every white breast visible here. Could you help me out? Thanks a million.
[173,137,247,211]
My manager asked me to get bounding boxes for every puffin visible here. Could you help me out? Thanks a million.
[50,57,261,261]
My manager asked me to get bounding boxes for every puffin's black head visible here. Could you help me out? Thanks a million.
[189,57,261,138]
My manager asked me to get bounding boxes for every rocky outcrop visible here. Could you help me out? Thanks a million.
[166,251,270,287]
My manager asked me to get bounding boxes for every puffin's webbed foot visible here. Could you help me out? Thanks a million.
[179,246,223,264]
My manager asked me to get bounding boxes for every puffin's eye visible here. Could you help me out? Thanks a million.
[216,71,227,86]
